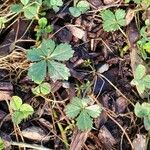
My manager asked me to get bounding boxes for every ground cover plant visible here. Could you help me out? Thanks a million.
[0,0,150,149]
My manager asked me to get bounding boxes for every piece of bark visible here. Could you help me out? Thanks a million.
[69,129,89,150]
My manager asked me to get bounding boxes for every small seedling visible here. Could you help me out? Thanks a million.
[134,102,150,130]
[10,0,42,19]
[65,97,102,131]
[43,0,63,12]
[35,17,53,41]
[10,96,34,125]
[32,82,51,95]
[131,64,150,94]
[100,9,126,32]
[27,39,74,83]
[0,17,7,29]
[0,138,4,150]
[69,0,90,17]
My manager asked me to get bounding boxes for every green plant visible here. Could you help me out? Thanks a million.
[27,39,74,84]
[131,64,150,94]
[0,138,4,150]
[32,82,51,95]
[43,0,63,12]
[125,0,150,8]
[134,102,150,130]
[65,97,102,131]
[35,17,53,41]
[10,96,34,125]
[100,9,126,32]
[69,0,90,17]
[137,21,150,60]
[10,0,42,19]
[0,17,7,29]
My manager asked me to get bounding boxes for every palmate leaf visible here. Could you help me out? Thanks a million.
[101,9,126,32]
[21,0,29,5]
[65,97,87,118]
[76,110,93,131]
[10,96,34,125]
[27,39,73,82]
[32,82,51,95]
[0,138,4,150]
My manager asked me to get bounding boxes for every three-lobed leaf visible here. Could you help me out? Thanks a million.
[32,82,51,95]
[101,9,126,32]
[65,97,102,131]
[69,0,90,17]
[10,96,34,125]
[0,138,4,150]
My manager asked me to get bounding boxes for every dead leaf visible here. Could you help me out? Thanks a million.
[126,9,135,26]
[116,96,128,113]
[103,0,116,5]
[132,134,147,150]
[98,126,117,150]
[66,25,86,40]
[0,91,12,101]
[22,126,50,142]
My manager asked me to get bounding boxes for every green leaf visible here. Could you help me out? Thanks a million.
[86,105,102,118]
[0,138,4,150]
[69,7,81,17]
[48,60,70,80]
[21,0,29,5]
[143,42,150,53]
[27,48,43,61]
[76,1,90,13]
[40,39,55,56]
[10,96,22,111]
[12,111,24,124]
[65,103,81,118]
[10,4,23,13]
[134,102,150,118]
[32,82,51,95]
[20,104,34,118]
[38,17,47,28]
[115,9,126,26]
[135,64,146,80]
[23,5,38,19]
[27,40,73,83]
[76,110,93,131]
[136,82,145,94]
[143,75,150,88]
[144,116,150,131]
[101,9,126,32]
[51,43,73,61]
[28,60,46,84]
[50,0,63,6]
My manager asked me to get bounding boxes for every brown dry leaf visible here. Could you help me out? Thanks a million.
[98,126,117,150]
[132,134,147,150]
[0,91,12,101]
[125,9,135,26]
[22,126,50,142]
[103,0,116,5]
[116,96,128,113]
[66,25,86,40]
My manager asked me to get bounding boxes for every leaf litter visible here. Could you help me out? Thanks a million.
[0,0,150,150]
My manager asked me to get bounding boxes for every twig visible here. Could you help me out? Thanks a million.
[11,141,53,150]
